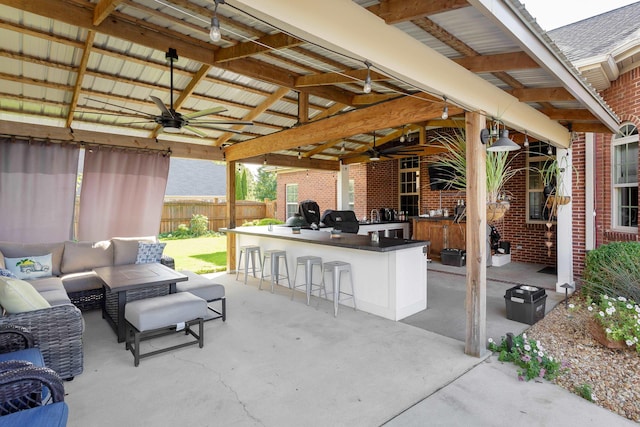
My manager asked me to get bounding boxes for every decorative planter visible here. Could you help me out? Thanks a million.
[588,318,627,350]
[545,195,571,208]
[487,202,509,222]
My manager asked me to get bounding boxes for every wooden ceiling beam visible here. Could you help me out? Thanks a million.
[93,0,124,26]
[215,33,303,63]
[508,87,576,102]
[215,87,291,146]
[367,0,469,25]
[295,69,389,88]
[0,120,225,161]
[242,153,340,171]
[453,52,539,73]
[225,95,464,161]
[66,31,96,128]
[540,108,598,121]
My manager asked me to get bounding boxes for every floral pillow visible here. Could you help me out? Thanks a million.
[135,242,166,264]
[4,254,53,280]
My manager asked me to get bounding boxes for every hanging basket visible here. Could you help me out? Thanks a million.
[545,195,571,208]
[486,202,509,222]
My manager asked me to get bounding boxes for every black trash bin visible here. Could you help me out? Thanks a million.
[504,285,547,325]
[440,249,466,266]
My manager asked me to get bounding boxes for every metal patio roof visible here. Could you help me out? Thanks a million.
[0,0,620,169]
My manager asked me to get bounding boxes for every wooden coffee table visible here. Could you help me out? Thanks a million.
[94,263,188,342]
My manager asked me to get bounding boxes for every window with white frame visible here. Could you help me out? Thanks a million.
[612,124,638,230]
[399,156,420,216]
[286,184,298,219]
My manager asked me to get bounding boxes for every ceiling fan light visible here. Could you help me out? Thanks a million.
[370,156,380,161]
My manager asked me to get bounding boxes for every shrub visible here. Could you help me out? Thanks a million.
[190,214,209,237]
[241,218,283,227]
[488,332,566,381]
[583,242,640,302]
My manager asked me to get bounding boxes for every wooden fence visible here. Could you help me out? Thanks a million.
[160,197,277,233]
[73,197,276,236]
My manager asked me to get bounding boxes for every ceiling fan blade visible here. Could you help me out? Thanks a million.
[194,124,246,134]
[182,106,227,119]
[182,126,208,138]
[150,95,174,117]
[74,110,153,120]
[192,120,254,126]
[85,97,155,118]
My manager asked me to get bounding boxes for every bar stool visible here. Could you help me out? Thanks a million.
[259,250,291,293]
[236,245,262,285]
[321,261,356,317]
[291,255,324,305]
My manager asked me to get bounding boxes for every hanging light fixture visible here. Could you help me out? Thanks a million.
[400,125,406,143]
[363,61,372,94]
[297,147,302,160]
[209,0,225,42]
[523,131,529,148]
[480,121,521,152]
[441,97,449,120]
[340,142,345,153]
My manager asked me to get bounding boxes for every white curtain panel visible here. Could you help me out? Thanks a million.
[0,139,80,243]
[77,149,169,241]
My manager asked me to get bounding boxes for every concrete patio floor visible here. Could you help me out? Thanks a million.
[63,263,635,426]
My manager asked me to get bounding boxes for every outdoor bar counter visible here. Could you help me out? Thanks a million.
[222,225,429,321]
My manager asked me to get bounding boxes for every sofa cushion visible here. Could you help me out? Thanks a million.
[0,251,4,269]
[61,240,113,274]
[4,254,53,280]
[0,277,51,314]
[61,271,104,294]
[135,242,166,264]
[29,276,66,293]
[112,236,156,266]
[0,242,64,276]
[38,289,72,306]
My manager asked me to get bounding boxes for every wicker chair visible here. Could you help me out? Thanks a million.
[0,307,83,380]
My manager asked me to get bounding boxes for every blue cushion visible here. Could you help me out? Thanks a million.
[0,348,44,367]
[0,402,68,427]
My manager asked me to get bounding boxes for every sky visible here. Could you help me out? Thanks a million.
[523,0,638,30]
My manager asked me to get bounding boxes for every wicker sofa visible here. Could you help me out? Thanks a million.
[0,237,173,380]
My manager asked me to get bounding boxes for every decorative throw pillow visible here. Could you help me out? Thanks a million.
[4,254,53,280]
[135,242,166,264]
[0,268,16,279]
[0,277,51,314]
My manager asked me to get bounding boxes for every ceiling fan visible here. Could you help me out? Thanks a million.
[342,131,425,161]
[86,48,253,137]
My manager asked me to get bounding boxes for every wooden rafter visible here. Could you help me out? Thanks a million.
[367,0,469,25]
[66,31,95,128]
[93,0,124,26]
[215,86,291,147]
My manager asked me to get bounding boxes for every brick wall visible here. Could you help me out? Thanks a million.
[276,170,337,221]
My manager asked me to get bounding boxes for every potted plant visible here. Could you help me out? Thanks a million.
[431,129,521,221]
[538,152,578,219]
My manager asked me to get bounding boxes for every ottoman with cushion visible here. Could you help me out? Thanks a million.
[175,270,226,322]
[124,292,208,366]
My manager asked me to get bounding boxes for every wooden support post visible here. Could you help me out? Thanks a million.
[465,111,488,357]
[298,92,309,124]
[226,161,237,274]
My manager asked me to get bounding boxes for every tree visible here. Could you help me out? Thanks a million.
[253,166,277,201]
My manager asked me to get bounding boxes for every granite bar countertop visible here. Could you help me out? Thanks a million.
[221,226,429,253]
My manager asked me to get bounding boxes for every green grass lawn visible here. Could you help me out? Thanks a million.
[160,236,228,274]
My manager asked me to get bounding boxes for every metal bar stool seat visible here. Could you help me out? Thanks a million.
[321,261,356,317]
[236,245,262,285]
[259,250,291,293]
[291,256,324,305]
